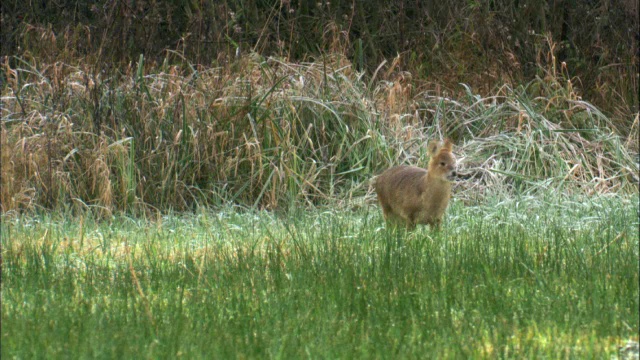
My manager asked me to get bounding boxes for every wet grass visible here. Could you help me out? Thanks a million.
[2,194,638,358]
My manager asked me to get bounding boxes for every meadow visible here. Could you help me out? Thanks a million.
[2,13,639,357]
[2,193,638,358]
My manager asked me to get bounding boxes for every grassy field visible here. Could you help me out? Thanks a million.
[3,6,638,358]
[2,194,638,359]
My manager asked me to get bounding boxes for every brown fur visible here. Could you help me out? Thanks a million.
[374,139,457,230]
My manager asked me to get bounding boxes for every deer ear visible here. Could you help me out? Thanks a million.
[427,140,441,156]
[441,138,453,152]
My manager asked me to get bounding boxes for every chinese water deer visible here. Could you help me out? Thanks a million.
[374,139,457,230]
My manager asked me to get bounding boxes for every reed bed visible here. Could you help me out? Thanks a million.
[1,53,637,215]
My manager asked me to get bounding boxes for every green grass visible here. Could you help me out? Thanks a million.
[2,194,638,359]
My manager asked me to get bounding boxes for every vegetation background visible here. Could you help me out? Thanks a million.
[1,0,638,213]
[1,1,639,359]
[2,0,638,114]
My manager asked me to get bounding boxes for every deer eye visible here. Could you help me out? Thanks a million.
[440,162,446,166]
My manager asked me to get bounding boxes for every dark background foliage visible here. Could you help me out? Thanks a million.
[1,0,638,120]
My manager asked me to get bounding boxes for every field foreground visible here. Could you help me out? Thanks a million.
[2,195,639,359]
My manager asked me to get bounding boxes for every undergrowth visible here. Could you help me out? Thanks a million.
[2,50,637,215]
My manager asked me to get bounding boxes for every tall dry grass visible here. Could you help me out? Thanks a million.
[1,48,638,215]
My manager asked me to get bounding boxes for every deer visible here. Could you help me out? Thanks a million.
[374,139,457,230]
